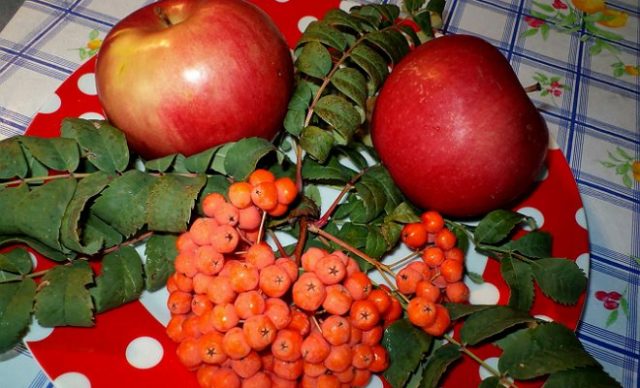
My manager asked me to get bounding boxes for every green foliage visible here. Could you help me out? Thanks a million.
[420,343,462,388]
[382,319,433,388]
[459,305,536,345]
[0,278,36,353]
[144,234,178,291]
[91,246,144,313]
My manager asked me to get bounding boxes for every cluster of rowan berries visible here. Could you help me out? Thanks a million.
[165,169,396,387]
[397,211,470,336]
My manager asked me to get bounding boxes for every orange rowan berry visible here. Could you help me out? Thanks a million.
[199,331,227,365]
[407,296,437,327]
[301,331,331,363]
[335,366,355,384]
[243,314,277,351]
[274,177,297,205]
[407,260,432,279]
[352,343,374,369]
[361,325,383,346]
[222,327,252,360]
[176,337,202,369]
[322,284,353,316]
[367,288,391,315]
[445,281,470,303]
[195,246,225,276]
[206,275,237,305]
[229,262,260,293]
[382,295,403,324]
[317,374,341,388]
[175,251,198,277]
[395,267,423,294]
[445,247,465,262]
[191,293,214,316]
[301,247,327,273]
[275,257,299,282]
[168,290,192,315]
[264,297,292,330]
[228,181,253,209]
[324,344,352,373]
[435,228,457,251]
[234,290,265,319]
[210,224,240,253]
[343,272,372,300]
[172,271,194,293]
[422,304,451,337]
[248,169,275,186]
[352,368,372,387]
[213,202,240,226]
[192,273,214,295]
[345,257,361,276]
[183,314,203,339]
[368,345,388,372]
[202,192,227,218]
[431,275,448,289]
[237,205,262,231]
[268,202,288,217]
[211,303,239,332]
[230,350,262,378]
[349,300,380,331]
[416,280,442,303]
[259,264,292,298]
[176,232,198,254]
[251,181,279,211]
[272,358,304,381]
[270,373,298,387]
[241,371,270,388]
[271,329,303,362]
[287,308,311,337]
[321,315,351,346]
[314,254,347,285]
[440,258,464,283]
[401,222,428,249]
[292,273,326,312]
[190,217,219,246]
[209,367,241,388]
[166,314,188,343]
[420,211,445,233]
[196,364,218,388]
[303,361,327,377]
[349,325,363,346]
[245,242,276,269]
[422,246,445,268]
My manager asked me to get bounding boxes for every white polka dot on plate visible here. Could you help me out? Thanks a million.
[534,314,554,322]
[478,357,500,380]
[53,372,91,388]
[39,93,61,114]
[517,207,544,231]
[274,0,289,2]
[468,281,500,305]
[297,16,317,33]
[28,252,38,272]
[367,374,384,388]
[77,73,97,95]
[339,1,360,12]
[126,336,164,369]
[576,253,590,277]
[23,317,54,342]
[79,112,105,120]
[575,208,587,229]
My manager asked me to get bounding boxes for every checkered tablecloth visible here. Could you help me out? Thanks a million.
[0,0,638,387]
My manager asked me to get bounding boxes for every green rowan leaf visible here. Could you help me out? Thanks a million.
[184,148,217,173]
[331,68,368,109]
[145,174,207,233]
[315,95,362,143]
[324,9,364,33]
[18,136,79,172]
[0,236,68,262]
[302,154,354,183]
[144,234,178,291]
[405,0,426,13]
[0,248,32,275]
[299,126,334,163]
[503,231,552,258]
[501,257,535,311]
[60,172,113,254]
[296,41,333,79]
[383,319,432,388]
[474,210,527,244]
[479,376,502,388]
[223,137,276,181]
[350,43,389,95]
[544,366,622,388]
[196,175,230,215]
[364,29,409,64]
[34,260,94,327]
[92,170,154,237]
[144,154,177,172]
[364,226,386,259]
[0,278,36,353]
[460,305,536,345]
[387,202,421,223]
[444,303,494,321]
[84,213,123,249]
[420,343,462,388]
[91,246,143,313]
[380,221,402,249]
[0,137,28,179]
[60,118,129,173]
[497,323,597,379]
[426,0,446,13]
[298,21,348,51]
[531,258,587,304]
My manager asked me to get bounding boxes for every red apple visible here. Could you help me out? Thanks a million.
[372,34,548,218]
[95,0,293,159]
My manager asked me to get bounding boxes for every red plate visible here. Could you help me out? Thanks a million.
[21,1,589,387]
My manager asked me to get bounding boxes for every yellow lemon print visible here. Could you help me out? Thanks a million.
[87,38,102,51]
[571,0,606,14]
[598,9,628,28]
[633,161,640,182]
[625,65,639,76]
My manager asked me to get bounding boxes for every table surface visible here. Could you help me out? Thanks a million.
[0,0,638,387]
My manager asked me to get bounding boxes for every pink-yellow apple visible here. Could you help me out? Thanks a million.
[372,34,548,218]
[95,0,293,159]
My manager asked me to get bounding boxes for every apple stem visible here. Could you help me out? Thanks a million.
[154,6,173,27]
[524,82,541,93]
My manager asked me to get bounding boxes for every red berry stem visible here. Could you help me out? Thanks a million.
[313,169,367,229]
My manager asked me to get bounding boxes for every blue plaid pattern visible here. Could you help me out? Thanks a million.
[0,0,638,387]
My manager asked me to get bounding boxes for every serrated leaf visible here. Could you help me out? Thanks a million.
[284,109,307,137]
[387,202,420,223]
[331,67,367,109]
[84,213,123,248]
[350,43,389,95]
[531,258,587,304]
[0,248,33,275]
[413,11,433,37]
[336,223,368,249]
[337,144,369,171]
[60,118,129,173]
[444,303,494,321]
[365,29,409,64]
[351,176,386,223]
[333,195,358,220]
[460,305,536,345]
[380,221,402,249]
[426,0,446,13]
[15,179,77,252]
[0,278,36,353]
[420,343,462,388]
[300,126,335,163]
[383,319,433,388]
[315,94,362,142]
[302,154,354,183]
[34,260,94,327]
[503,231,552,258]
[478,376,502,388]
[91,246,143,313]
[474,210,527,244]
[0,236,69,262]
[21,146,48,184]
[405,0,426,13]
[544,366,621,388]
[364,226,386,259]
[399,25,421,47]
[146,174,207,233]
[18,136,79,172]
[144,234,178,291]
[91,170,154,237]
[296,41,333,79]
[144,154,177,172]
[501,257,535,311]
[183,148,216,173]
[0,137,28,179]
[365,166,404,213]
[497,323,597,379]
[298,21,347,51]
[324,8,363,32]
[0,185,28,235]
[60,172,113,254]
[223,138,275,181]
